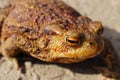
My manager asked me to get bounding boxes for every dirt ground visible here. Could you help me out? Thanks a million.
[0,0,120,80]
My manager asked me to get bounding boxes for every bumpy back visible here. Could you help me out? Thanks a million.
[1,0,80,41]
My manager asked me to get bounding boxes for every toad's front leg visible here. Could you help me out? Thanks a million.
[94,38,120,80]
[1,35,20,69]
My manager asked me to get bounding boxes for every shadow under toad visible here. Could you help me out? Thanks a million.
[16,27,120,78]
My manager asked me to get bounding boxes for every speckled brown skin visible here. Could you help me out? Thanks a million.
[0,0,120,79]
[0,0,104,62]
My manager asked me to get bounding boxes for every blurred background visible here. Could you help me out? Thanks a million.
[0,0,120,80]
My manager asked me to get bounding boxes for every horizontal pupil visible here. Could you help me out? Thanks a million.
[67,39,78,43]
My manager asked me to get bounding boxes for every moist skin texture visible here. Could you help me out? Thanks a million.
[0,0,120,79]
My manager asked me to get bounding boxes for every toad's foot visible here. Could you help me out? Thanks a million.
[93,66,120,80]
[1,36,20,69]
[93,38,120,80]
[9,57,19,70]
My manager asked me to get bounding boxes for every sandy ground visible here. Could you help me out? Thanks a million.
[0,0,120,80]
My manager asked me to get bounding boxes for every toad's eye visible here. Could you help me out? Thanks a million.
[66,37,79,46]
[66,33,85,47]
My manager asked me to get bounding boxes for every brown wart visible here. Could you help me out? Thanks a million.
[43,24,64,35]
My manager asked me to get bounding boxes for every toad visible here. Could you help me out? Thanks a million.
[0,0,120,79]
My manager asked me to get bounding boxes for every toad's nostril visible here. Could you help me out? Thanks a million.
[89,21,104,35]
[95,21,104,35]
